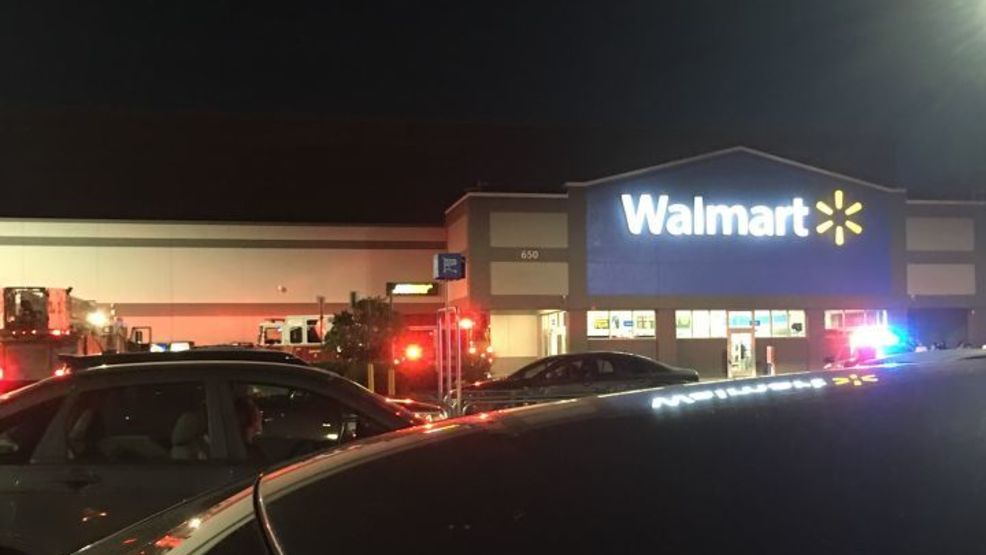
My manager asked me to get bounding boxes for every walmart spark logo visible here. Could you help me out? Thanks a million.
[815,189,863,246]
[832,373,878,387]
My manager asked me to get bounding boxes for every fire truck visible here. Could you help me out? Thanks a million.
[257,315,334,363]
[391,312,494,389]
[0,286,149,383]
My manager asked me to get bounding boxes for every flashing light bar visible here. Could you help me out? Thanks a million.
[850,325,900,353]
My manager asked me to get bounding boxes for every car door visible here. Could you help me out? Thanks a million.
[594,355,656,393]
[612,355,682,391]
[22,375,238,555]
[221,377,392,470]
[0,388,68,555]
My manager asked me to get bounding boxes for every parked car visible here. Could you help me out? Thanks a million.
[75,358,986,554]
[457,351,698,413]
[0,359,422,555]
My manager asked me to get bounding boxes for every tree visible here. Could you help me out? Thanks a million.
[323,297,403,384]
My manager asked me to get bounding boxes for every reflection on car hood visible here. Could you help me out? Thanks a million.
[73,479,256,555]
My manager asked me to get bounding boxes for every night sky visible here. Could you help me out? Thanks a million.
[1,0,984,224]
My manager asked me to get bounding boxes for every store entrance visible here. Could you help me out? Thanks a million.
[728,328,756,378]
[539,311,567,357]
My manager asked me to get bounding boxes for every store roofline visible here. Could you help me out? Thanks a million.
[444,192,569,215]
[0,216,445,229]
[565,146,908,195]
[906,199,986,206]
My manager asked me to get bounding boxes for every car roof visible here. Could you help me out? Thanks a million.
[58,359,336,383]
[60,348,307,369]
[532,351,655,363]
[258,359,985,499]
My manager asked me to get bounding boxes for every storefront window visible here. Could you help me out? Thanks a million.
[590,310,656,339]
[609,310,633,338]
[771,310,790,337]
[825,309,887,330]
[676,309,806,339]
[790,310,806,337]
[710,310,727,338]
[587,310,610,338]
[728,311,753,329]
[692,310,711,338]
[675,311,692,339]
[633,311,656,337]
[754,310,771,338]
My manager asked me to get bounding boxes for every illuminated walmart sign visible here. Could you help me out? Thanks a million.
[622,189,863,245]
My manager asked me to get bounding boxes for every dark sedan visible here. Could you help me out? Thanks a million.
[457,351,698,413]
[76,358,986,554]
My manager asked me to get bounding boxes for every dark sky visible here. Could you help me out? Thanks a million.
[1,1,984,223]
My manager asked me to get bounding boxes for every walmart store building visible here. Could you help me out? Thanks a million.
[2,147,982,379]
[451,147,986,378]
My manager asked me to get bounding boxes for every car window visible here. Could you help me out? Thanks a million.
[511,360,551,380]
[231,382,383,465]
[608,355,658,377]
[65,382,210,463]
[0,397,64,464]
[262,327,282,345]
[583,357,617,380]
[204,520,268,555]
[305,319,321,343]
[288,327,303,344]
[539,359,581,383]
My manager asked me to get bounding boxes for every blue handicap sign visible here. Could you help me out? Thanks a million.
[433,253,466,281]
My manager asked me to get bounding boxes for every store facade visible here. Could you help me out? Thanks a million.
[448,147,986,378]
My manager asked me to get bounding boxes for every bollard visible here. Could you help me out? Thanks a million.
[367,362,375,393]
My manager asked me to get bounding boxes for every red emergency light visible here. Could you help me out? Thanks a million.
[404,343,423,362]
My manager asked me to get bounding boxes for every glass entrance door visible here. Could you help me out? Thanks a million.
[540,311,567,357]
[728,329,756,378]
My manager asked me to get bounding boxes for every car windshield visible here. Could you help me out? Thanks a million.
[2,287,48,330]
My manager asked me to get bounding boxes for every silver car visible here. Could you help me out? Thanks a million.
[0,360,420,555]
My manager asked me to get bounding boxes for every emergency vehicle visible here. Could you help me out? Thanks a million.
[0,286,149,384]
[257,315,334,363]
